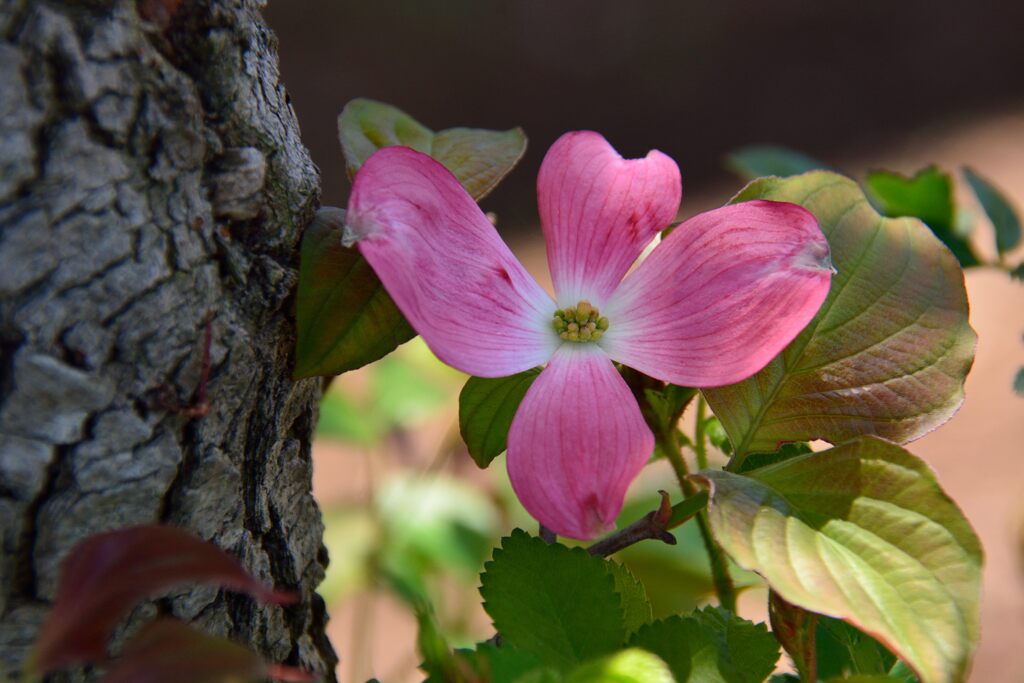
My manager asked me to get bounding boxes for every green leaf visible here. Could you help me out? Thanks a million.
[642,385,697,437]
[605,561,653,636]
[705,172,976,459]
[564,648,675,683]
[824,670,918,683]
[727,145,828,181]
[431,127,530,201]
[1014,367,1024,397]
[459,369,542,468]
[769,594,917,682]
[415,602,460,681]
[1010,263,1024,282]
[479,530,626,670]
[864,166,979,267]
[513,668,563,683]
[695,436,982,683]
[888,661,920,683]
[703,416,733,455]
[816,616,898,679]
[338,98,434,178]
[735,442,812,474]
[666,491,709,529]
[294,207,415,377]
[629,607,779,683]
[464,644,545,683]
[964,166,1021,256]
[338,98,527,200]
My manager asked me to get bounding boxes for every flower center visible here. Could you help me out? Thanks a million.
[553,300,609,343]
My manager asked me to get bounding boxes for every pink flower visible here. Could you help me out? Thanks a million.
[345,131,832,539]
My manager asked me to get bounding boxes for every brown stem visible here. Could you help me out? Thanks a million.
[587,490,708,557]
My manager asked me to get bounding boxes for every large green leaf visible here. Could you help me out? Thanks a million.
[459,369,542,468]
[703,172,975,458]
[294,207,415,377]
[816,615,898,679]
[463,644,545,683]
[479,530,626,670]
[963,166,1021,256]
[629,607,779,683]
[864,166,978,267]
[695,437,982,683]
[339,98,527,200]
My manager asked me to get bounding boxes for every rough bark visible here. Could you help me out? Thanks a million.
[0,0,336,679]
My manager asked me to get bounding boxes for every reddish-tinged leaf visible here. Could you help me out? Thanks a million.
[769,590,819,682]
[27,524,295,676]
[294,207,415,378]
[704,173,975,459]
[267,664,320,682]
[102,619,315,683]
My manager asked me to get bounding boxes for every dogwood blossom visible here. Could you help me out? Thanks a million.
[344,131,832,539]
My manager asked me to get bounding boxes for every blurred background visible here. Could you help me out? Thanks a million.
[264,2,1024,681]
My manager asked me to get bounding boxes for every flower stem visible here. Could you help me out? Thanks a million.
[657,428,737,613]
[694,395,709,471]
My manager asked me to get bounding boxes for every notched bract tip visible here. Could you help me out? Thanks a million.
[340,223,359,248]
[792,237,835,275]
[341,210,376,248]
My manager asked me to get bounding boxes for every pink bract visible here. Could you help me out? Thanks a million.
[345,131,832,539]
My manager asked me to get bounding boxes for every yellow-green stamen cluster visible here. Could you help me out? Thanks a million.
[553,300,609,343]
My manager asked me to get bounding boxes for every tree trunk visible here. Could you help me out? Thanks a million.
[0,0,336,679]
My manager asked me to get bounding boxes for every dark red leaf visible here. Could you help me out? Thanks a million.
[26,524,296,676]
[102,618,316,683]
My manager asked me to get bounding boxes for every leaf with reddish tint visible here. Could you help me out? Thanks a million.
[295,101,528,378]
[25,524,294,677]
[769,591,819,682]
[704,172,975,461]
[102,618,315,683]
[338,98,526,201]
[294,207,415,378]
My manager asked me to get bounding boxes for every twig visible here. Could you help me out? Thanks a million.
[587,490,706,557]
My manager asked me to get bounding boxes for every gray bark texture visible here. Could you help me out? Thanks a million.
[0,0,336,679]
